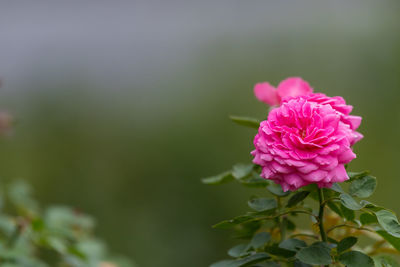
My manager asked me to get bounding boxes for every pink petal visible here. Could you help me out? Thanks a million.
[345,115,362,130]
[271,161,292,174]
[337,148,356,163]
[284,159,306,167]
[329,165,349,183]
[298,163,319,174]
[351,132,364,145]
[284,173,305,188]
[281,183,291,192]
[277,77,313,99]
[303,170,328,182]
[295,149,317,160]
[314,155,338,166]
[254,82,280,106]
[261,166,274,178]
[260,153,273,162]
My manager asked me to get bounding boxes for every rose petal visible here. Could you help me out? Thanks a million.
[328,165,349,183]
[277,77,313,100]
[303,170,328,182]
[345,115,362,130]
[254,82,280,106]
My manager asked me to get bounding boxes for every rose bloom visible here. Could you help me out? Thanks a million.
[252,89,362,191]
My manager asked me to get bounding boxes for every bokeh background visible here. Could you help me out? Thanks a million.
[1,1,400,266]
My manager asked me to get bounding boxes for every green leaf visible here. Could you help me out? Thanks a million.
[340,203,355,221]
[373,254,400,267]
[338,251,374,267]
[376,230,400,251]
[327,237,338,244]
[265,245,295,258]
[202,171,234,185]
[267,184,290,197]
[7,180,39,213]
[248,198,277,212]
[213,215,254,229]
[45,205,95,232]
[330,183,345,193]
[249,232,271,249]
[229,116,261,129]
[347,171,370,181]
[287,191,310,208]
[0,215,15,236]
[363,202,385,212]
[337,237,358,253]
[252,262,280,267]
[232,164,254,179]
[210,259,236,267]
[340,193,365,210]
[210,253,271,267]
[279,239,307,252]
[375,210,400,238]
[293,261,312,267]
[295,242,332,266]
[76,239,106,260]
[240,173,270,188]
[47,236,67,254]
[228,244,249,258]
[235,253,270,267]
[360,213,377,225]
[349,176,377,198]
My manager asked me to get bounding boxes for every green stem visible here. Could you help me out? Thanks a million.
[317,188,328,243]
[276,197,286,241]
[317,188,329,267]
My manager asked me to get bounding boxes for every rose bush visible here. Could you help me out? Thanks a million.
[203,78,400,267]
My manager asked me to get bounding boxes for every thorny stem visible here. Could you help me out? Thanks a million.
[317,188,329,267]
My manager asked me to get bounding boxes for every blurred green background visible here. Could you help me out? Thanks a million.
[0,1,400,266]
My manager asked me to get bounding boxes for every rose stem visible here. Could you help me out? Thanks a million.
[318,187,329,267]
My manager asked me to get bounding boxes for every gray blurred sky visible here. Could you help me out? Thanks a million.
[0,0,394,92]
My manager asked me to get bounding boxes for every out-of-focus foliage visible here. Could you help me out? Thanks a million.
[0,180,134,267]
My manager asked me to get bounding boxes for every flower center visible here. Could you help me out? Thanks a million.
[300,129,307,139]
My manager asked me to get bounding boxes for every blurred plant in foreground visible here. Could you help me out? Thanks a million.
[203,78,400,267]
[0,180,135,267]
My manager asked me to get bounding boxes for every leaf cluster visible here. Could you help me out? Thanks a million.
[0,180,135,267]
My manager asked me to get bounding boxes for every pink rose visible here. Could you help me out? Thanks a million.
[251,94,362,191]
[254,77,313,106]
